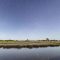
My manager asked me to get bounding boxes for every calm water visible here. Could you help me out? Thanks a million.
[0,47,60,60]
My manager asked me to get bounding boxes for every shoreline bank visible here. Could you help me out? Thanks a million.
[0,40,59,48]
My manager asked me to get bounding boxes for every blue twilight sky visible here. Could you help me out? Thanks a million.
[0,0,60,40]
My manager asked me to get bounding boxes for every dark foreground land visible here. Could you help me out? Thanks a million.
[0,40,60,48]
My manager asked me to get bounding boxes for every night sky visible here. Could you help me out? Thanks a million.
[0,0,60,40]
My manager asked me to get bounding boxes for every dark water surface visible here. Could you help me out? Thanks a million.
[0,47,60,60]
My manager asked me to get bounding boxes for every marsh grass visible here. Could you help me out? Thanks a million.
[0,40,60,48]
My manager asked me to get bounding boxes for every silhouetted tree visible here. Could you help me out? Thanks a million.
[46,38,49,41]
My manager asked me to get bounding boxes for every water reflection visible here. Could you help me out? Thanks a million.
[0,47,60,60]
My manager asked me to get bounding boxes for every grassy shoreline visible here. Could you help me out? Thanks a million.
[0,40,60,48]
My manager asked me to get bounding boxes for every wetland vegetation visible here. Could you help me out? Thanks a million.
[0,39,60,48]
